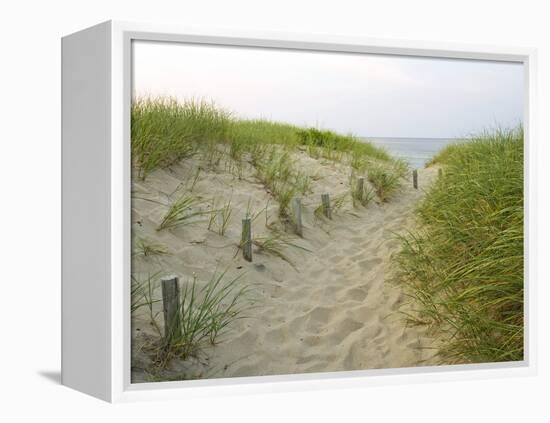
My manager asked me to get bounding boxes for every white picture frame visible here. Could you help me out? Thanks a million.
[61,20,537,403]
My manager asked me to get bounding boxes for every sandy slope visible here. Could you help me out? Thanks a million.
[131,149,440,382]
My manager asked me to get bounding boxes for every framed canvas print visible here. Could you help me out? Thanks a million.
[61,21,537,402]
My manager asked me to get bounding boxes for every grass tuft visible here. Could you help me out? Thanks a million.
[350,176,375,208]
[393,127,524,363]
[167,271,251,359]
[157,195,205,231]
[132,97,231,179]
[208,198,233,236]
[253,227,310,266]
[133,238,168,258]
[367,160,407,202]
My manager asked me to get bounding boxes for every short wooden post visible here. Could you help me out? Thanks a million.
[321,193,332,219]
[292,197,303,237]
[161,276,181,343]
[412,169,418,189]
[241,218,252,262]
[438,168,443,178]
[356,177,365,202]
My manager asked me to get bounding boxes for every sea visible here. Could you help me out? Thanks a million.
[365,137,462,169]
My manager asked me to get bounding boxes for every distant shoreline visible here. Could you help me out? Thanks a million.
[364,136,461,168]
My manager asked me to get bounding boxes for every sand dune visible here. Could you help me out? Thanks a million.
[131,149,440,382]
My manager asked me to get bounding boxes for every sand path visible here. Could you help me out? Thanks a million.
[209,166,439,377]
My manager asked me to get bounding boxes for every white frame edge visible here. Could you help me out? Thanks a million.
[62,20,538,403]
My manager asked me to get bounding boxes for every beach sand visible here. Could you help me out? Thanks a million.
[131,149,440,382]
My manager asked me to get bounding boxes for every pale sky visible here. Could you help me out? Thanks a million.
[132,41,524,139]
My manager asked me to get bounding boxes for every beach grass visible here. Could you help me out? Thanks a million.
[254,148,303,217]
[253,227,311,266]
[133,237,168,258]
[133,270,252,370]
[393,127,523,363]
[367,162,406,202]
[297,127,392,163]
[131,272,162,335]
[207,197,234,235]
[131,97,408,216]
[167,271,251,359]
[350,175,375,208]
[131,97,231,179]
[157,194,205,231]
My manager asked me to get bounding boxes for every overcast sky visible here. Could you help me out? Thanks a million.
[133,41,524,139]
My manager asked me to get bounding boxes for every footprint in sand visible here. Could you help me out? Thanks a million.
[304,306,335,332]
[343,341,368,369]
[328,255,346,264]
[295,354,321,365]
[358,257,383,270]
[327,318,364,344]
[343,287,368,302]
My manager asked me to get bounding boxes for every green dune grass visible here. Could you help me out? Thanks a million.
[131,97,231,179]
[131,98,404,197]
[394,128,524,363]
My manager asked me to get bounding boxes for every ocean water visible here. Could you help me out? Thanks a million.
[365,137,461,169]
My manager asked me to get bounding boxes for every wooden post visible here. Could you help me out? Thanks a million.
[438,168,443,178]
[413,169,418,189]
[161,276,181,343]
[292,197,303,237]
[241,218,252,262]
[321,193,332,219]
[356,177,365,202]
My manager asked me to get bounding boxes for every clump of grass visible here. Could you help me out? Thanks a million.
[331,193,348,214]
[253,227,310,266]
[207,201,217,231]
[157,194,205,231]
[189,166,201,191]
[131,272,163,336]
[208,198,233,236]
[350,149,369,173]
[131,97,231,179]
[350,176,374,208]
[306,144,322,159]
[164,271,251,360]
[218,200,233,236]
[254,148,303,218]
[230,119,301,150]
[243,198,266,223]
[297,128,391,163]
[131,274,149,314]
[295,172,312,195]
[313,192,347,222]
[367,160,407,201]
[313,203,327,221]
[275,184,297,218]
[133,238,168,258]
[393,127,524,364]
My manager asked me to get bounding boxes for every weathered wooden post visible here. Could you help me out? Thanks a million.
[161,276,181,343]
[321,193,332,219]
[413,169,418,189]
[438,168,443,178]
[292,197,303,237]
[241,217,252,261]
[356,177,365,202]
